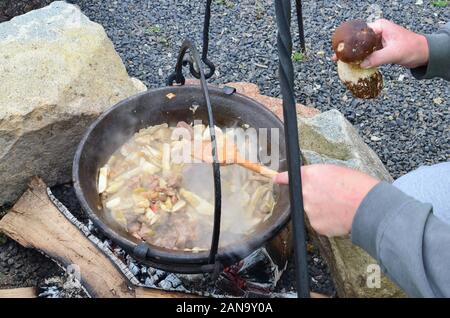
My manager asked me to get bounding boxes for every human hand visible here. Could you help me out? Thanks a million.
[273,164,379,237]
[332,19,429,69]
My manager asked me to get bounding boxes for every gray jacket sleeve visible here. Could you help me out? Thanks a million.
[411,22,450,80]
[351,181,450,297]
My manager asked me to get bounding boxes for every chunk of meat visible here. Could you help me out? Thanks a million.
[167,174,183,188]
[150,213,198,249]
[127,221,141,234]
[138,223,155,242]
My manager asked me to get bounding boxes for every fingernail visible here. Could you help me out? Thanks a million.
[360,60,371,69]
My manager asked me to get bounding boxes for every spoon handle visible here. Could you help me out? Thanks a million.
[238,160,278,178]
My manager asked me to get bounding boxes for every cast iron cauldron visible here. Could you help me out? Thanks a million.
[73,85,290,273]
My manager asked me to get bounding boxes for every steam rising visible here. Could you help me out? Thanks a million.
[98,121,280,251]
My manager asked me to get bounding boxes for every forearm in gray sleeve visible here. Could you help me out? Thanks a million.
[411,21,450,81]
[351,181,450,297]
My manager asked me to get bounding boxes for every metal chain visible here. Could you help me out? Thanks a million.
[295,0,306,52]
[189,0,216,80]
[274,0,310,298]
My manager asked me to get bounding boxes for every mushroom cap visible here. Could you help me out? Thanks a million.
[332,20,382,64]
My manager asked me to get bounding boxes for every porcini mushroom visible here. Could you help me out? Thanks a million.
[332,19,383,99]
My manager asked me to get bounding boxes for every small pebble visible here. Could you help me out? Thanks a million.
[370,135,382,142]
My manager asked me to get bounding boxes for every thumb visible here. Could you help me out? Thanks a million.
[360,47,393,68]
[273,171,289,184]
[367,20,384,35]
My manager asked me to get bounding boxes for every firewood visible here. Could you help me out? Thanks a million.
[0,177,195,298]
[0,287,37,298]
[134,287,201,298]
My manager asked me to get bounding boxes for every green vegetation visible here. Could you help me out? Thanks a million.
[0,205,8,245]
[144,25,169,47]
[292,51,305,62]
[0,204,8,219]
[254,0,265,20]
[215,0,235,9]
[432,0,449,7]
[0,205,11,246]
[145,25,161,34]
[156,36,169,47]
[0,233,6,246]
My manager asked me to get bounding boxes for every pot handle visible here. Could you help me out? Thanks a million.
[167,40,223,266]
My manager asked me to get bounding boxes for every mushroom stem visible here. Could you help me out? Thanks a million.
[337,60,383,99]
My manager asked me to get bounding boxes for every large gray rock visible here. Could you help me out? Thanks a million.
[0,2,146,206]
[298,110,406,298]
[299,109,392,182]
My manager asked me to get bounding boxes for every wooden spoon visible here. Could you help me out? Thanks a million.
[192,138,278,178]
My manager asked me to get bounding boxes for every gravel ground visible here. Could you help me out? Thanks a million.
[68,0,449,179]
[0,0,53,21]
[0,240,62,289]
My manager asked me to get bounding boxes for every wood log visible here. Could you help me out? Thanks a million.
[134,287,201,298]
[0,177,194,298]
[0,287,37,298]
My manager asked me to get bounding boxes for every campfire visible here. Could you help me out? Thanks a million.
[0,177,332,298]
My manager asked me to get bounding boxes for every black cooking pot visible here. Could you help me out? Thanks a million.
[73,85,290,273]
